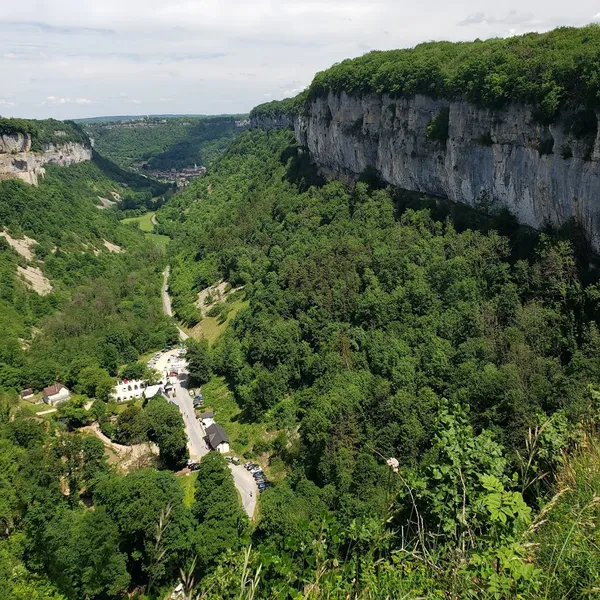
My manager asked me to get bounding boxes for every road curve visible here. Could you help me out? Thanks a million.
[230,464,257,518]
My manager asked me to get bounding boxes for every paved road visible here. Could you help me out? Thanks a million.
[153,350,207,461]
[158,271,257,518]
[162,266,188,341]
[230,464,257,518]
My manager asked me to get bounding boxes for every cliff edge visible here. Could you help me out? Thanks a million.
[0,120,92,185]
[250,25,600,251]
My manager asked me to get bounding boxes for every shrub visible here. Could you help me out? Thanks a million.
[426,107,450,143]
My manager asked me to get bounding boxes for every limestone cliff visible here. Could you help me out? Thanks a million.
[0,133,92,185]
[249,114,294,131]
[253,93,600,251]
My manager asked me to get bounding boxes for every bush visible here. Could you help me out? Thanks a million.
[426,107,450,143]
[253,439,273,454]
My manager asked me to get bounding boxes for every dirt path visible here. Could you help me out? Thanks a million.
[163,266,188,341]
[82,423,158,470]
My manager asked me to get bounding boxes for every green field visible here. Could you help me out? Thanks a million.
[188,299,248,343]
[180,472,198,508]
[122,211,170,249]
[122,211,155,232]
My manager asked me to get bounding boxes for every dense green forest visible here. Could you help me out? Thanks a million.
[251,24,600,122]
[0,117,88,151]
[155,129,600,597]
[0,153,177,395]
[86,116,247,171]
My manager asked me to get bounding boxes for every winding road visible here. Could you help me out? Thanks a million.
[159,267,257,518]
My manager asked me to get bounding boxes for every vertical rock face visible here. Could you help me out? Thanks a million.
[250,114,295,131]
[257,92,600,251]
[0,134,92,185]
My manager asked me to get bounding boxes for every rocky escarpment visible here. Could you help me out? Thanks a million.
[249,113,294,131]
[253,93,600,251]
[0,133,92,185]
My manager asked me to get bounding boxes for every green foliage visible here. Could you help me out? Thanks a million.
[0,156,179,395]
[249,91,308,120]
[155,128,600,597]
[145,396,189,469]
[3,102,600,598]
[192,453,249,573]
[113,404,149,444]
[0,117,88,151]
[305,24,600,121]
[527,431,600,598]
[31,507,130,599]
[92,469,194,586]
[426,107,450,143]
[185,338,213,385]
[86,116,246,171]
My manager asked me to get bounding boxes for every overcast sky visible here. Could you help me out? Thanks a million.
[1,0,599,119]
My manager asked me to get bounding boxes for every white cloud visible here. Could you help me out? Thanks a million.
[0,99,16,108]
[44,95,93,105]
[0,0,597,118]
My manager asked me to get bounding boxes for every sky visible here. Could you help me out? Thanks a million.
[1,0,599,119]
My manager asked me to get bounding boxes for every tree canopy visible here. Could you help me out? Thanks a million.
[252,24,600,123]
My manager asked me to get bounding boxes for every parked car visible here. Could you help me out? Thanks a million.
[232,457,241,465]
[252,471,264,479]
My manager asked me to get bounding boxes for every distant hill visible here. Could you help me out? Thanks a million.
[74,113,246,124]
[84,115,249,171]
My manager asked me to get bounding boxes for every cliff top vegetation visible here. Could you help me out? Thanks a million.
[0,117,89,151]
[252,24,600,122]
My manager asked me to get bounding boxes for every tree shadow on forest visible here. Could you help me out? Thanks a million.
[279,144,326,193]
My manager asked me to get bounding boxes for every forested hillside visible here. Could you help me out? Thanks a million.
[0,153,177,394]
[86,116,247,171]
[157,129,600,597]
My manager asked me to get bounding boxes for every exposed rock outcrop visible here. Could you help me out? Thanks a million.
[0,133,92,185]
[250,113,295,131]
[253,93,600,251]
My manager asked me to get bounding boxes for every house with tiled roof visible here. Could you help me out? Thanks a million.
[43,383,70,406]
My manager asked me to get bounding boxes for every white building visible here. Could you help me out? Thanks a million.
[43,383,70,406]
[19,388,35,401]
[112,379,147,402]
[144,385,165,400]
[199,411,214,428]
